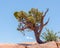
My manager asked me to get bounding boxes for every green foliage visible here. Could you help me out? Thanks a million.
[14,11,27,21]
[29,8,43,23]
[41,29,60,42]
[14,8,43,24]
[27,16,36,24]
[14,12,19,19]
[36,12,43,23]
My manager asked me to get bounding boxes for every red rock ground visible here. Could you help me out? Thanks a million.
[0,41,60,48]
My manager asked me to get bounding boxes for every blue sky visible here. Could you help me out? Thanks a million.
[0,0,60,43]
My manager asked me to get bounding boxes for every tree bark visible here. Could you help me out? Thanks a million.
[34,26,45,44]
[34,32,45,44]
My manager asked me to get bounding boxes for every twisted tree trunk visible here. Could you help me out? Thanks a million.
[34,32,43,44]
[34,31,46,44]
[34,25,45,44]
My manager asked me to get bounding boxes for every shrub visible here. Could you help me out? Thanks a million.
[41,28,60,42]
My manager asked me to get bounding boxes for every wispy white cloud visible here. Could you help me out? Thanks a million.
[26,36,33,40]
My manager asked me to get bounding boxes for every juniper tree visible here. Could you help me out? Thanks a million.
[14,8,49,44]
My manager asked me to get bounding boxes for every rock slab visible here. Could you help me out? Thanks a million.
[0,41,60,48]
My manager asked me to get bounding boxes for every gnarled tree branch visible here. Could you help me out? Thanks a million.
[43,18,49,26]
[26,22,35,30]
[17,26,27,31]
[43,8,49,17]
[17,27,27,31]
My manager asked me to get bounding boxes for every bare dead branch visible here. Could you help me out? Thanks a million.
[43,18,49,26]
[43,8,49,17]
